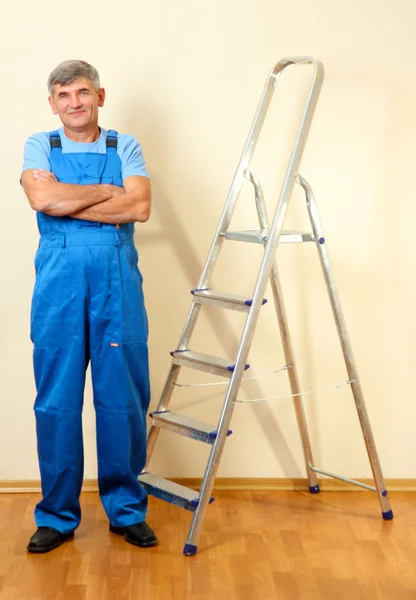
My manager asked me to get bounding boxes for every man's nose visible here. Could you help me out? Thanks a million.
[68,94,82,109]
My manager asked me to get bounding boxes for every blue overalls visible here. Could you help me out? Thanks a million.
[31,130,150,534]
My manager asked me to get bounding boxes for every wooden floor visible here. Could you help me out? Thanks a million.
[0,490,415,599]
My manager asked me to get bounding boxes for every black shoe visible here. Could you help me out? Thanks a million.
[27,527,74,554]
[109,522,158,548]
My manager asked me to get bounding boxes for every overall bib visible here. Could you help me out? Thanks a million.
[31,130,149,534]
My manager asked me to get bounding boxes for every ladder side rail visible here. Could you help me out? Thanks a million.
[225,58,324,394]
[269,265,318,489]
[298,175,392,518]
[179,57,321,350]
[176,68,278,352]
[247,170,318,489]
[185,60,324,550]
[228,58,324,359]
[196,65,280,289]
[246,170,269,226]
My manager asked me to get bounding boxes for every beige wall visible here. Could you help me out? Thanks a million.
[1,0,415,482]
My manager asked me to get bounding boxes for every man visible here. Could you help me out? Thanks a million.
[21,60,157,553]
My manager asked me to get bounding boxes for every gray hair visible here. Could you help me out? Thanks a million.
[47,60,100,96]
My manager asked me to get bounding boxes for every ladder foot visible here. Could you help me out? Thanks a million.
[309,485,320,494]
[183,543,198,556]
[382,509,394,521]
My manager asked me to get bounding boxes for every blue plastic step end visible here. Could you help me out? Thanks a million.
[183,543,198,556]
[244,298,268,307]
[190,496,215,508]
[382,509,394,521]
[209,429,233,439]
[191,288,210,295]
[227,363,250,372]
[309,485,320,494]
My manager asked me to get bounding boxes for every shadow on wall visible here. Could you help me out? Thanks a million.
[123,99,303,478]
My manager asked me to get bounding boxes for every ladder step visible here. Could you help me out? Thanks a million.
[191,288,267,312]
[280,229,315,243]
[171,349,250,378]
[138,472,214,512]
[222,229,314,244]
[223,229,267,243]
[150,410,233,444]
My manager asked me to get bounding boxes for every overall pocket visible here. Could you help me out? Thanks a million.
[34,247,47,276]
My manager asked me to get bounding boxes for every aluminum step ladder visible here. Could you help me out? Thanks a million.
[139,57,393,556]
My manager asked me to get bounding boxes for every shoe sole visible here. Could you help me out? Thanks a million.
[109,525,158,548]
[27,532,74,554]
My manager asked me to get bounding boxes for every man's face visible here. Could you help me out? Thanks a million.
[48,77,105,131]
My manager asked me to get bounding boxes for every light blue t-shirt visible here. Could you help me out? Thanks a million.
[22,127,149,181]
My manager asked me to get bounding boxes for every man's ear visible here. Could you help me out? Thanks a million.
[98,88,105,108]
[48,96,58,115]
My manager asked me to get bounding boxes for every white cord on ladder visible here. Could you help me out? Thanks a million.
[172,365,290,388]
[234,379,354,403]
[173,364,354,403]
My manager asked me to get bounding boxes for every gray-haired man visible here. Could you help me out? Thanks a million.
[21,60,157,553]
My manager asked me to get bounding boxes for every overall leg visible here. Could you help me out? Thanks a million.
[90,242,150,527]
[31,244,89,534]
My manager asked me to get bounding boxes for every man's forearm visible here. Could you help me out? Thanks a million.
[22,171,124,217]
[39,182,123,217]
[22,169,149,222]
[72,191,150,224]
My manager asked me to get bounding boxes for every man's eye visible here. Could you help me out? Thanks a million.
[80,91,89,96]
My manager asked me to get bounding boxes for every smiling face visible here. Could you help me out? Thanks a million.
[48,77,105,135]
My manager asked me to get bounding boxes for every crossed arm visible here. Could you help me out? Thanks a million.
[21,169,151,223]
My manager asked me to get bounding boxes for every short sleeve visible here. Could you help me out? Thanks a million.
[118,135,149,180]
[22,133,51,173]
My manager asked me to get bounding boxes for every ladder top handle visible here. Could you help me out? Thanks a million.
[269,57,325,84]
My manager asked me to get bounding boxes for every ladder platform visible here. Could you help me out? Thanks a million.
[138,472,214,512]
[171,349,250,378]
[150,410,232,444]
[191,288,267,312]
[222,229,314,244]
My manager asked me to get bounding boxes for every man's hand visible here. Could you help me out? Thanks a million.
[32,169,58,183]
[71,176,151,224]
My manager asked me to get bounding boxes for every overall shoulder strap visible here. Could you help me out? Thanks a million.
[49,130,62,150]
[106,130,118,153]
